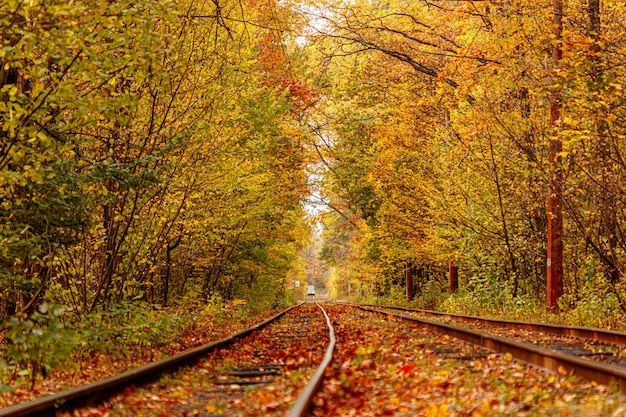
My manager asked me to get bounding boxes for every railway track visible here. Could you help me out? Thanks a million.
[2,302,625,416]
[0,302,335,417]
[357,303,626,393]
[311,304,624,416]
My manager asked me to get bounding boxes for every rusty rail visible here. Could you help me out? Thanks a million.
[0,302,305,417]
[360,303,626,346]
[360,305,626,393]
[287,301,336,417]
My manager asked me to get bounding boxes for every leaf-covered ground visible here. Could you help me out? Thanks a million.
[312,304,625,417]
[0,304,284,409]
[60,303,327,416]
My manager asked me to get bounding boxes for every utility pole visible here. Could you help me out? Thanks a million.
[547,0,564,311]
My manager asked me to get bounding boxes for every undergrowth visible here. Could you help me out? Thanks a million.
[354,274,626,330]
[0,291,288,392]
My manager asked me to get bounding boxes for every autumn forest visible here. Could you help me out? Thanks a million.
[2,0,626,399]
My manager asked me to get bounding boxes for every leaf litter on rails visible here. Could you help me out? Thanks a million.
[312,304,625,417]
[0,305,284,409]
[61,303,328,416]
[386,309,626,368]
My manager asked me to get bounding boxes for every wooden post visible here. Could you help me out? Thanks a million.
[449,261,458,293]
[547,0,564,311]
[405,262,415,301]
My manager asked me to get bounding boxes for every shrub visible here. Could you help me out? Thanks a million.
[74,301,194,357]
[4,303,76,389]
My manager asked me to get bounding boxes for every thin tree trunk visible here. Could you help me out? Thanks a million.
[547,0,564,311]
[163,236,182,307]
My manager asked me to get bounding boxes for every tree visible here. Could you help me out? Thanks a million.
[1,0,314,319]
[303,0,626,309]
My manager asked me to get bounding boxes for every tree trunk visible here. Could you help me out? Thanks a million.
[405,262,415,301]
[547,0,564,311]
[449,261,458,294]
[163,236,182,307]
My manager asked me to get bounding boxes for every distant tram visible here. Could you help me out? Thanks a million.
[307,285,315,297]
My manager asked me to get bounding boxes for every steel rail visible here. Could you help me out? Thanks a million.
[286,302,336,417]
[360,305,626,393]
[0,302,305,417]
[359,303,626,346]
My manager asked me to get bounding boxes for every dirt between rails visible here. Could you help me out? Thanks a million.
[61,302,328,417]
[311,304,625,417]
